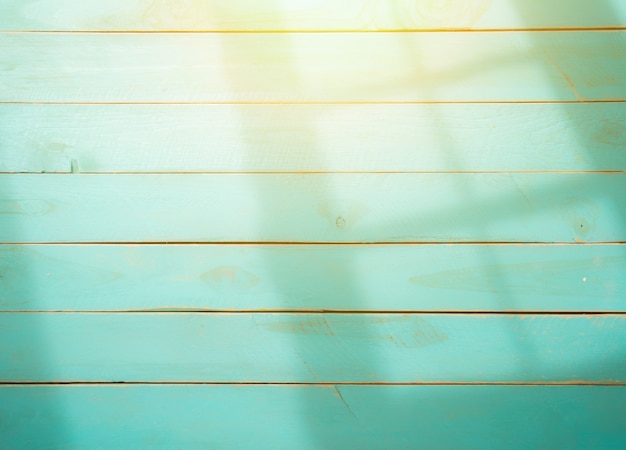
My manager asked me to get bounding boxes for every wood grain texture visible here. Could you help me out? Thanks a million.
[1,173,624,243]
[2,32,625,102]
[2,103,626,173]
[0,2,624,448]
[2,385,625,449]
[1,313,625,382]
[1,244,624,312]
[0,0,625,31]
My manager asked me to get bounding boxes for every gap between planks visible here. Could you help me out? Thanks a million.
[1,311,623,316]
[0,241,626,247]
[2,100,626,105]
[2,381,625,386]
[2,171,625,175]
[2,28,626,34]
[1,242,624,246]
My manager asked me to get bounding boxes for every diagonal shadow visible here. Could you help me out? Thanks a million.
[211,1,626,447]
[213,4,382,445]
[1,1,624,447]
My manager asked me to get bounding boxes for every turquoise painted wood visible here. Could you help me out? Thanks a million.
[1,173,624,243]
[1,0,625,446]
[2,103,625,173]
[1,385,626,449]
[1,0,625,31]
[1,244,624,312]
[2,32,625,102]
[1,313,624,382]
[0,385,626,449]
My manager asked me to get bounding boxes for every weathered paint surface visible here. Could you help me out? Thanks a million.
[1,313,625,382]
[2,385,626,449]
[2,103,625,173]
[1,244,624,311]
[0,0,625,447]
[1,0,625,30]
[2,32,626,102]
[0,173,624,243]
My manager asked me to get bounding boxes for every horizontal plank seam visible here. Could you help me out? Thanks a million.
[2,28,626,34]
[3,242,623,247]
[1,241,623,245]
[1,381,625,386]
[2,100,625,105]
[1,311,624,316]
[3,171,625,175]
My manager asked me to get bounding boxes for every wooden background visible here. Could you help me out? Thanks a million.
[1,0,625,447]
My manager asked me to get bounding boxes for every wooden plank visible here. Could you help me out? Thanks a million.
[2,32,625,103]
[0,173,624,243]
[1,0,625,31]
[2,385,625,449]
[1,313,624,382]
[2,103,626,173]
[2,244,624,312]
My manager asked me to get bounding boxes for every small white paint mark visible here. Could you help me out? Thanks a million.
[582,277,587,282]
